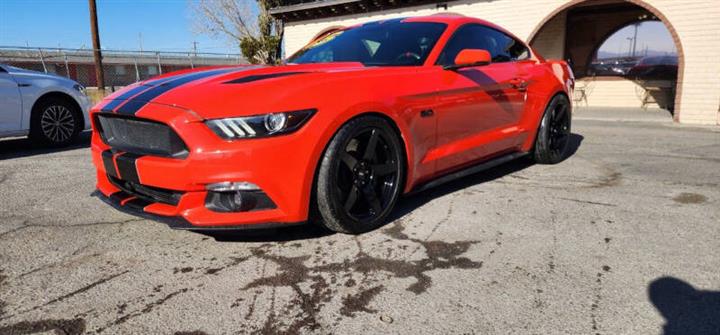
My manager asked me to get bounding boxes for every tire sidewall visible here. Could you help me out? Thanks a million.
[533,94,571,164]
[316,116,405,234]
[30,97,82,147]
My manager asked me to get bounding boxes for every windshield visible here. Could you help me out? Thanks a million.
[287,21,447,66]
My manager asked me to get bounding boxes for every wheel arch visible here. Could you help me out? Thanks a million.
[31,91,85,130]
[522,90,571,152]
[306,110,414,222]
[354,111,410,187]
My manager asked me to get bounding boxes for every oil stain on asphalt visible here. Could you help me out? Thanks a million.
[230,219,485,333]
[0,318,86,335]
[673,192,707,204]
[0,269,6,319]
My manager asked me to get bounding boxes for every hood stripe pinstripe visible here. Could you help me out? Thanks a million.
[115,67,242,115]
[100,75,181,113]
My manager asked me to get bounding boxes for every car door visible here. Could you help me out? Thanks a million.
[429,24,530,174]
[0,65,23,134]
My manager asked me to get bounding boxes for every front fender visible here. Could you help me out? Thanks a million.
[16,76,91,130]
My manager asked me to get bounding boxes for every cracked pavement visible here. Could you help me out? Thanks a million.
[0,114,719,334]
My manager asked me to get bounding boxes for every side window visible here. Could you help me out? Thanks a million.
[437,24,530,65]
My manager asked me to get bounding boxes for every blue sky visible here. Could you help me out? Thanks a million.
[598,21,677,57]
[0,0,242,54]
[1,1,677,57]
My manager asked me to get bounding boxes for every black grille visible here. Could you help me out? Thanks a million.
[108,175,183,205]
[95,114,188,158]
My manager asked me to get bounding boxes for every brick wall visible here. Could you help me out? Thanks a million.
[574,78,675,109]
[282,0,720,125]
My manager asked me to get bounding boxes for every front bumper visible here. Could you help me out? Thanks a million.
[92,190,303,230]
[90,102,319,229]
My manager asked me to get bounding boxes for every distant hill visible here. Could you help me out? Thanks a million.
[597,50,677,59]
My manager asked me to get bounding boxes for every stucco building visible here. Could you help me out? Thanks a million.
[270,0,720,125]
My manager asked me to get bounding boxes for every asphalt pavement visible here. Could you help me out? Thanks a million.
[0,110,718,334]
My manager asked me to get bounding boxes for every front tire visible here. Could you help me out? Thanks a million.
[29,96,83,147]
[532,94,571,164]
[315,116,404,234]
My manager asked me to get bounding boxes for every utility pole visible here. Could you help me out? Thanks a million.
[192,41,198,57]
[626,37,634,57]
[139,32,144,53]
[631,23,639,58]
[88,0,105,95]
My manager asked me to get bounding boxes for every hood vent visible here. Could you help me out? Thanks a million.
[224,71,309,84]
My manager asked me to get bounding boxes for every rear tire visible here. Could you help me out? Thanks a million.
[29,96,83,147]
[532,94,571,164]
[315,116,404,234]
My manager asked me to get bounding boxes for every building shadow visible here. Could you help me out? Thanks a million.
[456,68,514,114]
[649,276,720,335]
[0,131,91,160]
[630,79,676,113]
[203,133,583,242]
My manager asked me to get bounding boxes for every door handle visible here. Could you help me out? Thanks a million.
[420,109,434,117]
[18,83,31,87]
[509,78,528,92]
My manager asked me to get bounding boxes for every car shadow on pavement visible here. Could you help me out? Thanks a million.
[389,133,583,222]
[200,133,582,242]
[648,276,720,335]
[0,131,91,160]
[198,224,335,243]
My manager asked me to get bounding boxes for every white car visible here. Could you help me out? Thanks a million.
[0,64,92,146]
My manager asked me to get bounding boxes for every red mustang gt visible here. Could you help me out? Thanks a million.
[91,15,573,234]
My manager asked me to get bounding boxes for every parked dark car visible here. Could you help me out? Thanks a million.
[627,56,678,80]
[588,57,638,76]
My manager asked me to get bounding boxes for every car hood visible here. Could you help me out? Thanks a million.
[102,62,374,119]
[7,65,77,85]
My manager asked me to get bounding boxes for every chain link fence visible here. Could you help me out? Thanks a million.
[0,46,246,91]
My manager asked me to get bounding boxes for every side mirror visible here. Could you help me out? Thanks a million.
[444,49,492,70]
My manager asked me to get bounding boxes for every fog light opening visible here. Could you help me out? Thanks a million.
[205,189,277,213]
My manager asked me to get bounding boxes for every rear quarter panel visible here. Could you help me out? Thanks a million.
[517,59,574,151]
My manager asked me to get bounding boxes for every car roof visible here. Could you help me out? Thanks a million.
[346,14,525,45]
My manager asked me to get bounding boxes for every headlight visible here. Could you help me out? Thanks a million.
[73,84,87,96]
[205,109,316,140]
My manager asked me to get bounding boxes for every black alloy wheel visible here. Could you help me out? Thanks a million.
[548,100,571,156]
[533,94,572,164]
[315,116,404,234]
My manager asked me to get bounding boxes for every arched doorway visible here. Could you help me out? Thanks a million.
[528,0,684,120]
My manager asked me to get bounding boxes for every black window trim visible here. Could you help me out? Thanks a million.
[287,21,448,67]
[434,23,532,66]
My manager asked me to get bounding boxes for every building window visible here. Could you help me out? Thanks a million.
[114,65,127,75]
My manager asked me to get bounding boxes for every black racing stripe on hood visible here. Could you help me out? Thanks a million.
[224,72,309,84]
[116,67,241,115]
[100,76,180,113]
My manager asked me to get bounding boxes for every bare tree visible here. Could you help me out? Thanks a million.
[191,0,282,64]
